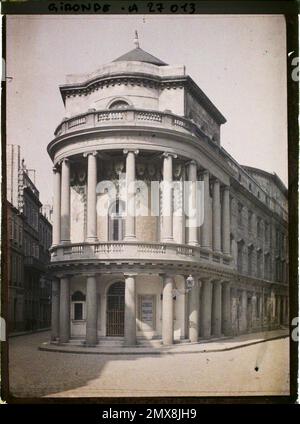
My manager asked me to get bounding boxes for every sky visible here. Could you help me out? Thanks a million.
[6,15,288,205]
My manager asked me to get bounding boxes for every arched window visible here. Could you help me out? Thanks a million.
[108,200,125,241]
[109,100,129,110]
[71,291,86,321]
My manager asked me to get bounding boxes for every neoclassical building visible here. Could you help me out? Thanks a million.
[48,36,288,347]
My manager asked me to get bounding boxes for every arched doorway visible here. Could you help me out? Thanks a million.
[106,282,125,336]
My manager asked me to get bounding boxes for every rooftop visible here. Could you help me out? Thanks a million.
[113,31,168,66]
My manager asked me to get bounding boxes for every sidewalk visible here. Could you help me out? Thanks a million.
[39,328,289,355]
[9,327,51,338]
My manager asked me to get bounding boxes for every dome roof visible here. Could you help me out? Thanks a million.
[113,46,168,66]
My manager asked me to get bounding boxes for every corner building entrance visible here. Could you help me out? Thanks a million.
[106,282,125,336]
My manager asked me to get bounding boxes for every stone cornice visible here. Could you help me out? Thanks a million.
[47,110,233,182]
[60,73,185,103]
[59,73,226,126]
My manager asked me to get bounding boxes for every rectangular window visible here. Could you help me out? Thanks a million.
[257,218,261,237]
[19,227,22,246]
[264,222,269,243]
[248,210,253,233]
[248,247,253,275]
[238,203,243,226]
[256,295,260,318]
[74,303,83,321]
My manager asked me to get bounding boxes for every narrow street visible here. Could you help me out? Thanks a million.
[8,332,289,398]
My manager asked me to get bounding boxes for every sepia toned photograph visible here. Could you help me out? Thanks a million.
[3,14,291,399]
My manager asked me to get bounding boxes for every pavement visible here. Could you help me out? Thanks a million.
[39,328,289,355]
[8,329,290,398]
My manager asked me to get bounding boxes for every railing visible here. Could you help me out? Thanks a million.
[50,241,232,268]
[54,108,204,140]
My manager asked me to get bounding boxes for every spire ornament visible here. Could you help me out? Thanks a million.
[134,30,139,48]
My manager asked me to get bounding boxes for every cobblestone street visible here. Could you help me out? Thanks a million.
[8,331,289,398]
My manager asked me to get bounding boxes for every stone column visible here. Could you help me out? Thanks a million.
[60,158,71,243]
[201,170,211,249]
[231,288,238,335]
[162,153,176,242]
[188,278,200,342]
[251,293,257,330]
[124,150,138,240]
[59,276,70,343]
[222,282,232,336]
[240,290,248,333]
[221,186,230,255]
[212,280,222,337]
[276,295,281,326]
[124,274,136,345]
[259,292,264,329]
[86,274,98,346]
[212,178,221,253]
[51,279,60,341]
[162,274,174,345]
[85,152,98,242]
[200,278,213,339]
[187,160,199,246]
[52,166,61,245]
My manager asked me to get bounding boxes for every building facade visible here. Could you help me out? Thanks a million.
[7,145,53,332]
[48,39,288,346]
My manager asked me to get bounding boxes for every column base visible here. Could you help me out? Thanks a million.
[60,239,71,245]
[123,340,137,347]
[85,341,98,347]
[162,237,174,243]
[188,241,199,247]
[86,237,98,243]
[124,235,137,241]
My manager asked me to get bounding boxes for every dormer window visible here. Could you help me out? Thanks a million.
[109,100,129,110]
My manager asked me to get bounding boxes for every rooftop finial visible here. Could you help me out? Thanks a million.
[134,30,139,48]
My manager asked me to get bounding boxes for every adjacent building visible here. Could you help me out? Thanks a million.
[47,37,288,346]
[7,144,53,332]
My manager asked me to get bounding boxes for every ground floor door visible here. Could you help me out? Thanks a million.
[106,282,125,336]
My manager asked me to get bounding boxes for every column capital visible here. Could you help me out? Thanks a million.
[83,150,98,158]
[220,279,231,286]
[201,169,209,176]
[221,184,230,193]
[55,272,73,280]
[162,152,177,159]
[61,157,70,164]
[124,273,138,278]
[83,272,97,279]
[159,272,175,280]
[211,176,220,185]
[53,165,61,173]
[186,159,197,167]
[123,149,139,156]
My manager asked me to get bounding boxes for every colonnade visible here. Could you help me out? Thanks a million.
[52,150,231,254]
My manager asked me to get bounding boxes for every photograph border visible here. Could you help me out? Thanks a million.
[0,0,298,405]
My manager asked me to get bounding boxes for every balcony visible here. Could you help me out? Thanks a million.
[50,241,233,275]
[53,108,211,142]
